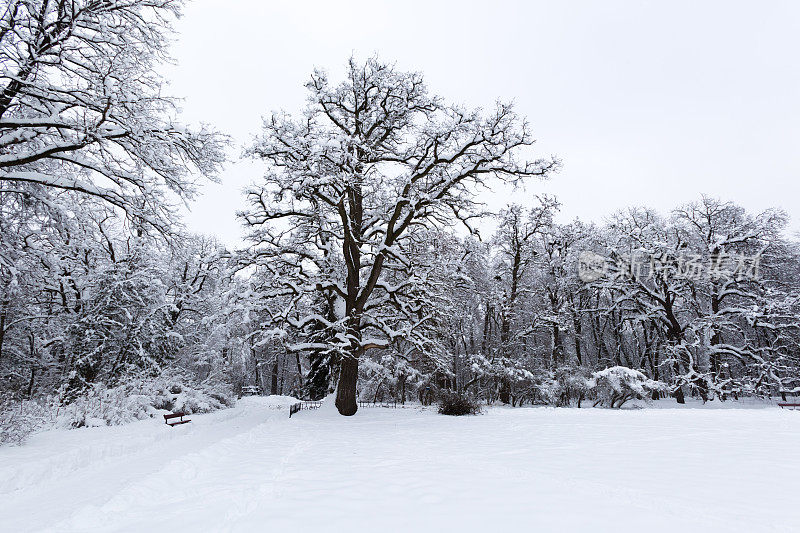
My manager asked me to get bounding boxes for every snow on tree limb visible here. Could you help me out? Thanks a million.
[0,0,227,233]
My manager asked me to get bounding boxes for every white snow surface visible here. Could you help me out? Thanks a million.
[2,398,799,532]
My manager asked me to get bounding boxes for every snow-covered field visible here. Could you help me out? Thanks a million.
[1,397,798,532]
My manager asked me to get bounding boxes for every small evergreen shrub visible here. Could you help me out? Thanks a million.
[438,390,482,416]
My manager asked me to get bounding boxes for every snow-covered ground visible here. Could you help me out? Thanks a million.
[2,397,799,532]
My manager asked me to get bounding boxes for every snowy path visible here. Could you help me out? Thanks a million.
[2,399,799,532]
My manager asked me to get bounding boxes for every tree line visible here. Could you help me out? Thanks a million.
[1,2,798,419]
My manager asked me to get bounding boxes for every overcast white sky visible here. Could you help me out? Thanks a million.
[165,0,800,246]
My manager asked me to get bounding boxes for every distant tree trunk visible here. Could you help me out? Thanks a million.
[295,353,303,392]
[590,299,611,364]
[481,303,493,356]
[26,366,35,398]
[707,248,723,388]
[279,354,287,395]
[709,285,723,396]
[271,357,279,395]
[307,352,330,400]
[254,359,264,394]
[662,298,698,404]
[498,241,524,405]
[0,306,5,361]
[552,323,563,367]
[670,339,687,403]
[26,333,35,397]
[572,308,582,365]
[499,379,511,404]
[673,384,686,404]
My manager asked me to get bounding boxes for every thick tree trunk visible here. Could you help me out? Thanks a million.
[335,355,359,416]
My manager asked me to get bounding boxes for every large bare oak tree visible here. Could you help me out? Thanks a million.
[242,57,556,415]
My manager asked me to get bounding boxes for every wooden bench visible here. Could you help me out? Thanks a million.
[777,403,800,410]
[163,412,191,426]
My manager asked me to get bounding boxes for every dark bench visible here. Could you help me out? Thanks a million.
[777,403,800,410]
[164,412,191,426]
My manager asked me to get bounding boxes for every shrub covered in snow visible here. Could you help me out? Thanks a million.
[0,397,58,445]
[62,375,232,429]
[0,372,234,446]
[590,366,668,408]
[513,369,592,407]
[553,367,593,407]
[438,390,482,416]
